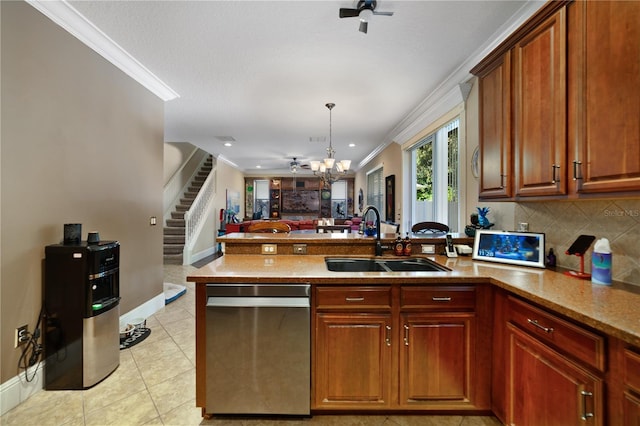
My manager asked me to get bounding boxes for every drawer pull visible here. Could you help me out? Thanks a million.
[527,318,554,334]
[432,296,452,302]
[552,164,561,184]
[404,324,410,346]
[580,390,594,420]
[385,325,392,346]
[345,297,365,302]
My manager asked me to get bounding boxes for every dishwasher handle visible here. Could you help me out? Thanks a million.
[207,296,310,308]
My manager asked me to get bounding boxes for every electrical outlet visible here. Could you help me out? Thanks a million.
[261,244,277,254]
[15,325,28,348]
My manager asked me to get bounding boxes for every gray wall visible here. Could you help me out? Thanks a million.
[1,2,164,383]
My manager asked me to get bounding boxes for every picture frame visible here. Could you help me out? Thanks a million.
[385,175,395,222]
[226,190,240,216]
[472,229,546,268]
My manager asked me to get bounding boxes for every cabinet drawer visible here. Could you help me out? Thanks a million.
[624,347,640,393]
[316,286,391,309]
[401,286,475,310]
[507,296,605,371]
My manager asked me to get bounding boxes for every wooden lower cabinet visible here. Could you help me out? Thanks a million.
[507,321,603,425]
[313,284,490,412]
[314,313,393,408]
[399,313,474,406]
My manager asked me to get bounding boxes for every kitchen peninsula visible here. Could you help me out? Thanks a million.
[189,251,640,424]
[217,231,474,256]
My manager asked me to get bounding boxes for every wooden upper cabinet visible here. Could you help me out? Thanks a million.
[513,7,567,197]
[568,0,640,194]
[477,53,513,199]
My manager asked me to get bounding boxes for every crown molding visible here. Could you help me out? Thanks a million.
[26,0,179,101]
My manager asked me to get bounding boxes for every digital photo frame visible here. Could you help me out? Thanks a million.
[472,230,546,268]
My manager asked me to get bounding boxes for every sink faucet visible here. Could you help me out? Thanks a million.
[362,205,385,256]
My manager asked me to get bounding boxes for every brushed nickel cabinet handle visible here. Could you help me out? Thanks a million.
[573,160,583,181]
[403,324,410,346]
[385,325,392,347]
[432,297,452,302]
[345,297,364,302]
[527,318,554,334]
[552,164,561,184]
[580,390,594,421]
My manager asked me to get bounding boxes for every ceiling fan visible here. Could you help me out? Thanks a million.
[339,0,394,34]
[289,157,310,174]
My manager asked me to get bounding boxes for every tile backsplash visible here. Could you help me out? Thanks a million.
[515,199,640,287]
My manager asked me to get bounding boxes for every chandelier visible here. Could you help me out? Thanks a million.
[310,103,351,185]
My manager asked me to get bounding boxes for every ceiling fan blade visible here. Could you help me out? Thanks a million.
[372,11,394,16]
[339,8,361,18]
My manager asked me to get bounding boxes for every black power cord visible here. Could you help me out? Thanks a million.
[17,307,44,382]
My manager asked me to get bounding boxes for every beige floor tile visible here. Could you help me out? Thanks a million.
[135,345,194,388]
[460,416,503,426]
[84,389,159,425]
[153,306,195,328]
[309,415,389,426]
[387,415,462,426]
[160,399,206,425]
[82,354,147,413]
[130,329,180,361]
[147,368,196,415]
[161,315,195,337]
[1,389,83,426]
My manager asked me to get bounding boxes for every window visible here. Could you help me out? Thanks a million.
[330,180,347,218]
[366,167,384,214]
[410,118,459,231]
[253,180,270,219]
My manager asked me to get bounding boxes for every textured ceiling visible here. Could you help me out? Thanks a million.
[68,0,537,174]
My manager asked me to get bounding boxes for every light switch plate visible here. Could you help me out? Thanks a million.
[293,244,307,254]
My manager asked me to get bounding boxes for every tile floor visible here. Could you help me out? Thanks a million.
[1,263,502,426]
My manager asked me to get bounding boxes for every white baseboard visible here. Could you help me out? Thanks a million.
[186,246,216,265]
[119,292,165,326]
[0,363,44,416]
[1,294,165,416]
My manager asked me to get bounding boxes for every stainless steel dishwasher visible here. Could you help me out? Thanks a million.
[205,283,311,415]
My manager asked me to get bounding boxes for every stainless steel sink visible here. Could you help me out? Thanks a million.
[325,257,449,272]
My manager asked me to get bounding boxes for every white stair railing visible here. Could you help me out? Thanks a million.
[183,165,216,264]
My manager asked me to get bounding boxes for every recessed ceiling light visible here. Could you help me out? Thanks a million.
[349,143,356,147]
[224,142,232,147]
[256,165,262,169]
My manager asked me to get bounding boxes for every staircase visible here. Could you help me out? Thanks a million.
[163,156,213,264]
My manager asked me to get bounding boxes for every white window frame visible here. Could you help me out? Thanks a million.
[405,112,464,233]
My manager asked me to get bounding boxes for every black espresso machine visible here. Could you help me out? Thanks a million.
[44,239,120,389]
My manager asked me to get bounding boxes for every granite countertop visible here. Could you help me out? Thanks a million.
[188,254,640,348]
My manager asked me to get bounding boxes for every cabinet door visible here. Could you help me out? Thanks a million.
[624,392,640,426]
[399,313,474,406]
[508,324,603,426]
[568,1,640,194]
[514,8,567,197]
[314,313,393,409]
[478,52,513,199]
